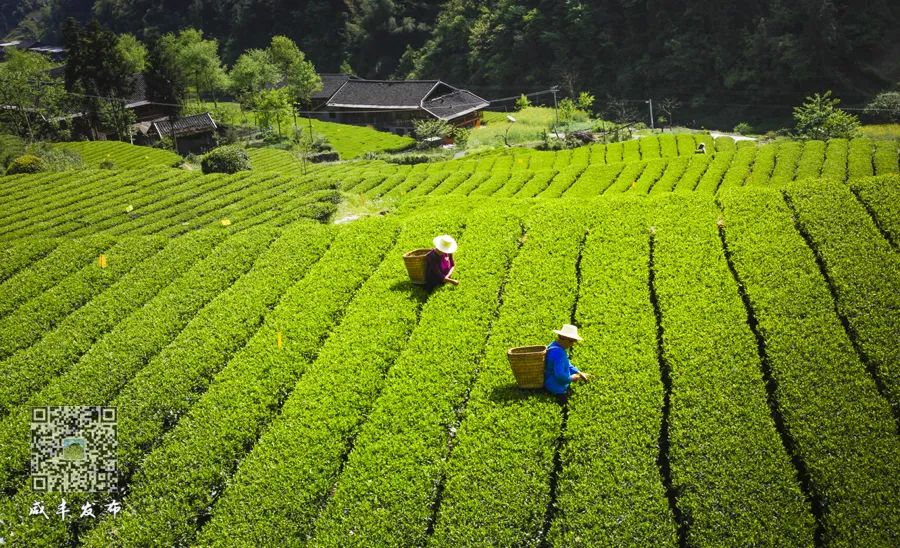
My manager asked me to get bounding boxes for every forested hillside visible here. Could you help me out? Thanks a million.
[4,1,899,118]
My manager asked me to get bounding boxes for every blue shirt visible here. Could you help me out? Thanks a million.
[544,340,580,394]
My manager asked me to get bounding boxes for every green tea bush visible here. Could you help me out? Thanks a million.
[201,145,252,174]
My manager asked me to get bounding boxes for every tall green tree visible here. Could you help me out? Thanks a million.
[165,28,227,107]
[344,0,441,78]
[256,87,292,135]
[144,34,188,117]
[0,49,69,142]
[229,48,280,110]
[116,33,148,73]
[62,18,135,139]
[268,35,321,105]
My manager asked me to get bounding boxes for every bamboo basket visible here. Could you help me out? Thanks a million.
[403,249,431,285]
[507,345,547,388]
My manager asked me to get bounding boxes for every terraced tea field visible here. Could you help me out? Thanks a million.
[0,133,897,547]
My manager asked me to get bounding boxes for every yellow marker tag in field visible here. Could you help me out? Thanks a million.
[125,204,134,213]
[277,330,283,349]
[221,219,232,226]
[98,254,107,268]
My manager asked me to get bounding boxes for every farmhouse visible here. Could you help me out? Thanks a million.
[309,78,489,136]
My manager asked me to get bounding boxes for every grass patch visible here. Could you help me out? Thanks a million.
[860,124,900,141]
[474,107,599,147]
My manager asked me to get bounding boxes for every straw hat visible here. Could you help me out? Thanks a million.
[553,324,583,341]
[433,234,458,254]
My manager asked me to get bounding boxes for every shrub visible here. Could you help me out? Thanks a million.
[450,126,470,148]
[6,154,46,174]
[201,145,252,174]
[413,118,450,149]
[734,122,753,135]
[793,91,860,140]
[577,91,595,113]
[515,94,532,111]
[308,151,339,163]
[382,152,437,164]
[99,159,116,169]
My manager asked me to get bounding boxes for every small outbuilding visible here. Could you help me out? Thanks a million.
[138,112,218,156]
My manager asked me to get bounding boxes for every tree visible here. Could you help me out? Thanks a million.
[62,19,135,139]
[344,0,441,78]
[658,98,681,130]
[229,49,280,110]
[256,88,292,136]
[605,98,639,125]
[116,33,147,73]
[268,35,321,106]
[793,91,860,140]
[559,96,591,126]
[864,91,900,123]
[577,92,595,114]
[515,94,532,111]
[99,98,137,143]
[145,35,188,116]
[165,29,227,107]
[0,49,69,143]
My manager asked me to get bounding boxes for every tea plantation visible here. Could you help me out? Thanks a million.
[0,134,897,547]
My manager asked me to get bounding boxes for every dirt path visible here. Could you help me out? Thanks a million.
[709,131,757,142]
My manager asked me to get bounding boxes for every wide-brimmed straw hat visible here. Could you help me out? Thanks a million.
[433,234,458,254]
[553,324,583,341]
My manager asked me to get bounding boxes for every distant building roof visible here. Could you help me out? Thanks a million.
[150,112,217,138]
[29,45,65,54]
[311,73,358,101]
[325,79,489,120]
[423,89,490,121]
[327,80,444,109]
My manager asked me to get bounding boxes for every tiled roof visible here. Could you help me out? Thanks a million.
[327,80,443,108]
[312,73,357,101]
[423,89,490,120]
[151,112,217,137]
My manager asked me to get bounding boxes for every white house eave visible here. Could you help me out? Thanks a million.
[418,81,444,109]
[424,101,490,121]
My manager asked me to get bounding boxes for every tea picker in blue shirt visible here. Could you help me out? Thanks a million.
[545,323,589,404]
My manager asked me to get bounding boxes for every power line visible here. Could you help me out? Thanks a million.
[16,80,893,117]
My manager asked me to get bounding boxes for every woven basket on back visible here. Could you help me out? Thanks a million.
[403,248,431,285]
[507,345,547,388]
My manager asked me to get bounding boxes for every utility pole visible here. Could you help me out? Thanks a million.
[551,85,559,132]
[646,98,654,130]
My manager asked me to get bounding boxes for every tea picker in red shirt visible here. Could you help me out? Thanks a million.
[424,234,459,291]
[545,324,589,404]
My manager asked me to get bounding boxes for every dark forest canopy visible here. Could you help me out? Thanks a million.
[4,0,899,124]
